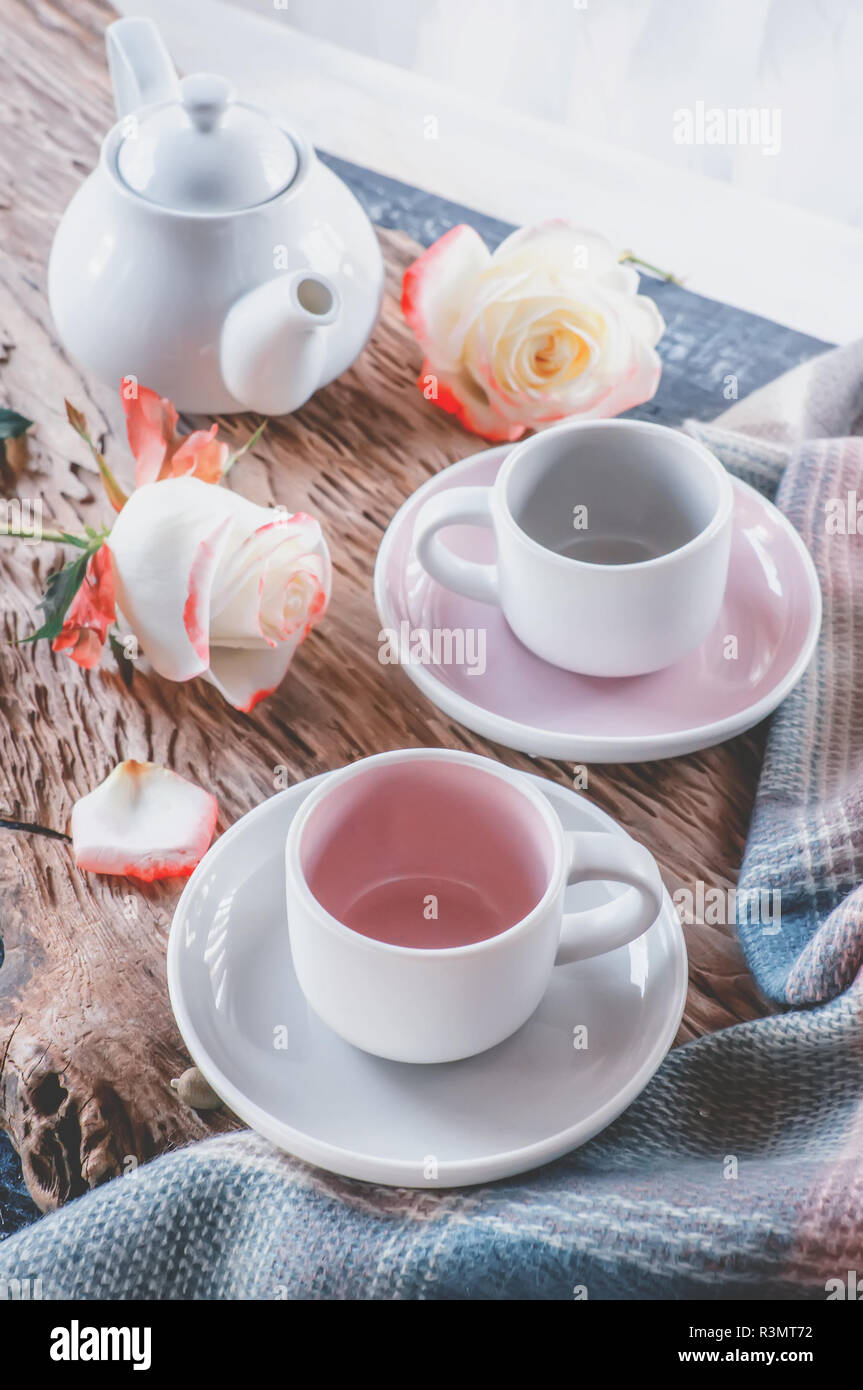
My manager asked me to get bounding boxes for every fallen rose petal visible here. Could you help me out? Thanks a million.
[71,759,218,881]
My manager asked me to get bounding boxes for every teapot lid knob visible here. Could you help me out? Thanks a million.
[115,68,299,212]
[180,73,235,133]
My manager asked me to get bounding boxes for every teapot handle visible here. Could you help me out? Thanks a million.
[106,17,180,120]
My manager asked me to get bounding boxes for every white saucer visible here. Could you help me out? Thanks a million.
[374,445,821,762]
[168,770,687,1188]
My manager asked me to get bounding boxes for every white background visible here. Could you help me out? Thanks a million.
[234,0,863,230]
[116,0,863,342]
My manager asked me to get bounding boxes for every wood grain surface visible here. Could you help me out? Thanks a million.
[0,0,768,1211]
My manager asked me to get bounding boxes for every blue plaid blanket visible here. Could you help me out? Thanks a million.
[1,342,861,1299]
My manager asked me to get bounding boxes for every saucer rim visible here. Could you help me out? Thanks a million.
[373,444,823,763]
[167,770,688,1188]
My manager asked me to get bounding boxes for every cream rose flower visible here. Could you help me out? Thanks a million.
[402,220,665,441]
[109,476,330,712]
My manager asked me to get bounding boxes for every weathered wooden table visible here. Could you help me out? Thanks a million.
[0,0,827,1214]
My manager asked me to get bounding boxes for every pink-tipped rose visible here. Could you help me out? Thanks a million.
[402,220,665,441]
[108,476,330,712]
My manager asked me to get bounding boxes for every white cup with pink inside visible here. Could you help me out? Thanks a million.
[285,747,664,1064]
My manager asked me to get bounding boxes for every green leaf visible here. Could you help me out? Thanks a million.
[22,549,91,643]
[109,630,135,688]
[53,531,93,549]
[0,408,32,441]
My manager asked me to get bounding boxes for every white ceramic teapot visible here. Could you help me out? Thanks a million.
[48,17,384,414]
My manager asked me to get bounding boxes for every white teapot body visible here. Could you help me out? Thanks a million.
[48,19,384,415]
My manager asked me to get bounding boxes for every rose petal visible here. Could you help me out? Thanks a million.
[470,282,663,425]
[51,544,116,670]
[71,759,218,881]
[171,428,229,484]
[209,518,329,647]
[183,516,231,664]
[490,221,619,280]
[581,337,663,419]
[402,225,489,367]
[616,289,666,350]
[51,627,105,670]
[596,263,641,296]
[209,516,321,617]
[205,638,305,713]
[109,478,237,681]
[122,386,179,487]
[423,362,526,442]
[260,553,329,642]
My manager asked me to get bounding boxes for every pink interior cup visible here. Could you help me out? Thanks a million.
[299,758,556,949]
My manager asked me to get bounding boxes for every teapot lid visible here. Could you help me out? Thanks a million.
[116,73,299,212]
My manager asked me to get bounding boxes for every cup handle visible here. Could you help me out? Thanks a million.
[556,831,664,965]
[413,487,499,605]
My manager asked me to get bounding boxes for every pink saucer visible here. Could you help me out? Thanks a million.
[374,446,821,762]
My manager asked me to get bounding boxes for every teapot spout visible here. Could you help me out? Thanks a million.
[220,271,341,415]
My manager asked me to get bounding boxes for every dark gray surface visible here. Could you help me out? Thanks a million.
[0,1137,34,1241]
[0,153,830,1245]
